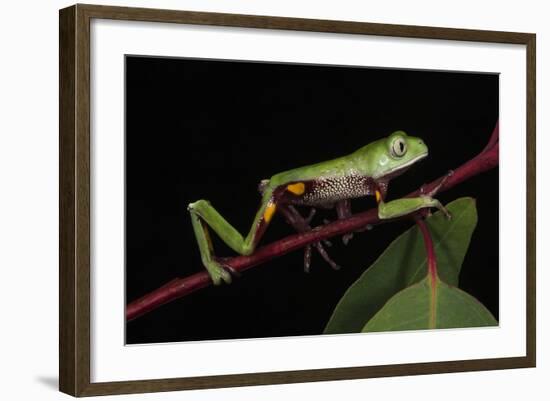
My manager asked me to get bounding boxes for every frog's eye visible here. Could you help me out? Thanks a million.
[390,137,407,158]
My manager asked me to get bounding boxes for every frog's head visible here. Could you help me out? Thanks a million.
[359,131,428,180]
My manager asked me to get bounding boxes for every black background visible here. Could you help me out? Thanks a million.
[125,56,499,344]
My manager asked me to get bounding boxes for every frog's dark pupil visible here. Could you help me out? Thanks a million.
[399,141,404,152]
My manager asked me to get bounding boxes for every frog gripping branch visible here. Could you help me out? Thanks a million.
[188,131,451,285]
[127,123,498,321]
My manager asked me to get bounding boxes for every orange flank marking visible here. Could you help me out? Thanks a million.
[263,202,277,223]
[375,190,381,203]
[287,182,305,195]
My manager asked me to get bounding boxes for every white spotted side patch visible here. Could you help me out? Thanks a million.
[299,174,374,206]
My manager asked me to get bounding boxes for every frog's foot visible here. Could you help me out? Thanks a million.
[304,241,340,272]
[417,196,452,220]
[205,257,243,285]
[342,233,353,246]
[204,259,233,285]
[279,205,340,272]
[416,171,453,220]
[432,198,452,220]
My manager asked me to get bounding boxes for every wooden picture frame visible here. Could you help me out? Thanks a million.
[59,3,536,397]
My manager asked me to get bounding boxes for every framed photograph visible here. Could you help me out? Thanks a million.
[59,4,536,397]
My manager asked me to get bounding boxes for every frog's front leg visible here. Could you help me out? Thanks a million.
[377,196,450,220]
[376,171,453,220]
[188,190,278,285]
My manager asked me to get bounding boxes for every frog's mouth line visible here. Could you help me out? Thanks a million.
[394,151,429,172]
[373,151,429,179]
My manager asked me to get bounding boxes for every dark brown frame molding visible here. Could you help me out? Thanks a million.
[59,3,536,397]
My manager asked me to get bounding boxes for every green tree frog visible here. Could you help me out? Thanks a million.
[188,131,450,285]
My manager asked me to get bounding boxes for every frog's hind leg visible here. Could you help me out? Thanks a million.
[188,188,279,285]
[326,200,370,245]
[335,200,354,245]
[278,205,340,272]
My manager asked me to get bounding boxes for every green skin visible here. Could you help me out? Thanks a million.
[188,131,450,285]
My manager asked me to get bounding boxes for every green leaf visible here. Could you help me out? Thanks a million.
[362,276,497,331]
[324,197,477,334]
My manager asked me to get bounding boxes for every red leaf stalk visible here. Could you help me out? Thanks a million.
[416,219,438,283]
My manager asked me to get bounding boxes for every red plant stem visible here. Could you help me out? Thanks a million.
[415,217,438,328]
[415,219,438,283]
[127,124,499,322]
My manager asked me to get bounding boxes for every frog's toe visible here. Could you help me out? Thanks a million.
[342,232,354,245]
[302,242,341,272]
[206,261,233,285]
[303,244,312,273]
[314,241,341,270]
[433,200,451,220]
